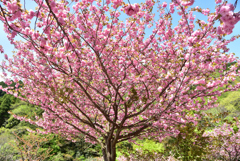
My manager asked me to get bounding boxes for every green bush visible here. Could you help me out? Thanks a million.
[163,121,211,161]
[0,127,20,161]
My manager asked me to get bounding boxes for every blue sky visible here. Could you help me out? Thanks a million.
[0,0,240,81]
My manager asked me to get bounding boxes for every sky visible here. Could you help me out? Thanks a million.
[0,0,240,82]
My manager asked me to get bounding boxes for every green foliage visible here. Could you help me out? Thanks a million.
[0,127,13,147]
[164,121,211,161]
[211,90,240,121]
[0,94,19,127]
[116,139,164,160]
[11,131,55,161]
[206,74,240,122]
[38,134,101,161]
[0,139,19,161]
[5,116,20,128]
[0,81,8,97]
[133,139,164,154]
[1,98,102,160]
[219,91,240,111]
[0,127,19,161]
[42,134,61,155]
[233,125,239,133]
[5,101,44,129]
[0,81,102,160]
[116,141,134,158]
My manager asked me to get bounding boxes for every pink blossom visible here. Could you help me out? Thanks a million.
[202,9,210,15]
[157,87,163,92]
[124,3,139,16]
[218,4,240,35]
[226,3,235,11]
[180,0,194,6]
[28,10,35,19]
[162,2,167,8]
[0,45,4,53]
[4,54,8,60]
[169,3,175,13]
[112,0,122,6]
[217,26,224,34]
[220,6,232,16]
[205,122,240,160]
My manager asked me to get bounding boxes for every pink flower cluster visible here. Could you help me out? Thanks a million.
[162,2,167,8]
[112,0,122,9]
[6,0,19,13]
[215,0,222,4]
[124,3,139,16]
[217,3,240,35]
[204,122,240,160]
[112,0,122,6]
[180,0,194,6]
[174,0,194,6]
[27,10,36,19]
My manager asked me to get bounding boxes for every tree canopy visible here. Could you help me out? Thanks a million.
[1,0,240,160]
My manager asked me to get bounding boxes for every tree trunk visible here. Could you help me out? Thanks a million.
[101,139,117,161]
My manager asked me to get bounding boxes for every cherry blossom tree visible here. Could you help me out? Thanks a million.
[1,0,240,160]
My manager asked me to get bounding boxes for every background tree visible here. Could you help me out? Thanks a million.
[0,81,8,97]
[0,94,19,127]
[1,0,240,160]
[10,131,55,161]
[0,127,19,161]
